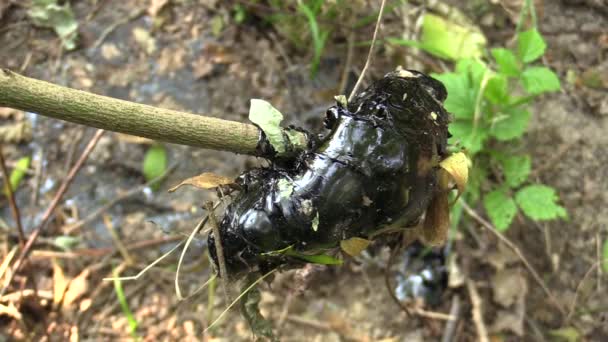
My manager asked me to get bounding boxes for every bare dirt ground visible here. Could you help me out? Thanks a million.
[0,0,607,341]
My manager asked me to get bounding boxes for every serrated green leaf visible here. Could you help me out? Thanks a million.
[491,48,520,76]
[456,58,487,87]
[448,121,488,154]
[501,155,531,188]
[518,28,546,63]
[420,14,487,60]
[521,67,561,95]
[515,185,567,221]
[483,190,517,231]
[432,72,476,119]
[28,0,78,50]
[4,156,30,197]
[602,239,608,273]
[249,99,287,154]
[142,144,167,191]
[485,74,509,104]
[490,108,531,141]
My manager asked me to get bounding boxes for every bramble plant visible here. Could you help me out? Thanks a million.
[430,29,567,231]
[387,2,568,231]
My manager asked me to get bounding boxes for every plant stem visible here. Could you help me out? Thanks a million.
[0,69,307,156]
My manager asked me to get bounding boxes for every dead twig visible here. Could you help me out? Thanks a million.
[348,0,387,102]
[92,8,145,50]
[565,258,607,324]
[102,214,134,265]
[466,280,488,342]
[459,200,567,316]
[0,145,25,246]
[441,295,461,342]
[205,201,231,302]
[1,129,105,296]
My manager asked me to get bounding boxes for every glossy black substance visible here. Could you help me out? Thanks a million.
[208,70,451,277]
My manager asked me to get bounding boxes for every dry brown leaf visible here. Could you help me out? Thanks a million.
[0,246,17,282]
[340,237,371,257]
[0,107,24,120]
[133,27,157,55]
[62,269,90,308]
[439,152,470,201]
[52,259,70,308]
[114,132,154,145]
[168,172,234,192]
[0,121,32,144]
[148,0,169,17]
[0,302,22,321]
[421,170,450,246]
[491,268,527,307]
[486,242,519,270]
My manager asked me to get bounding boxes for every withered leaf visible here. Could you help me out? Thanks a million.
[439,151,470,201]
[340,237,371,257]
[168,172,234,192]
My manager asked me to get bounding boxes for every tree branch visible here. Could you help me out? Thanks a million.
[0,69,307,156]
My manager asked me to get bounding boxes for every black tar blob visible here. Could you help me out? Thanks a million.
[208,70,451,278]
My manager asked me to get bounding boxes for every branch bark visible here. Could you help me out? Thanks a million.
[0,69,307,156]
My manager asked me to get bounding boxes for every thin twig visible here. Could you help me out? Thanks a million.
[102,214,134,265]
[338,17,356,95]
[441,295,461,342]
[459,200,567,316]
[92,8,145,50]
[0,145,25,246]
[205,201,231,302]
[31,147,43,205]
[596,229,602,293]
[348,0,387,102]
[467,280,489,342]
[384,243,411,317]
[1,129,105,296]
[565,259,606,324]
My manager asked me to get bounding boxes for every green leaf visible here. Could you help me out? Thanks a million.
[491,48,520,76]
[448,121,487,154]
[432,72,476,119]
[456,58,487,87]
[603,238,608,273]
[420,14,487,60]
[298,1,329,77]
[549,327,580,342]
[28,0,78,50]
[4,156,30,197]
[295,253,343,265]
[142,144,167,191]
[490,108,531,141]
[485,74,509,104]
[483,190,517,231]
[112,268,139,339]
[53,236,80,251]
[249,99,287,154]
[521,67,561,95]
[515,185,568,221]
[501,155,531,188]
[518,28,546,63]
